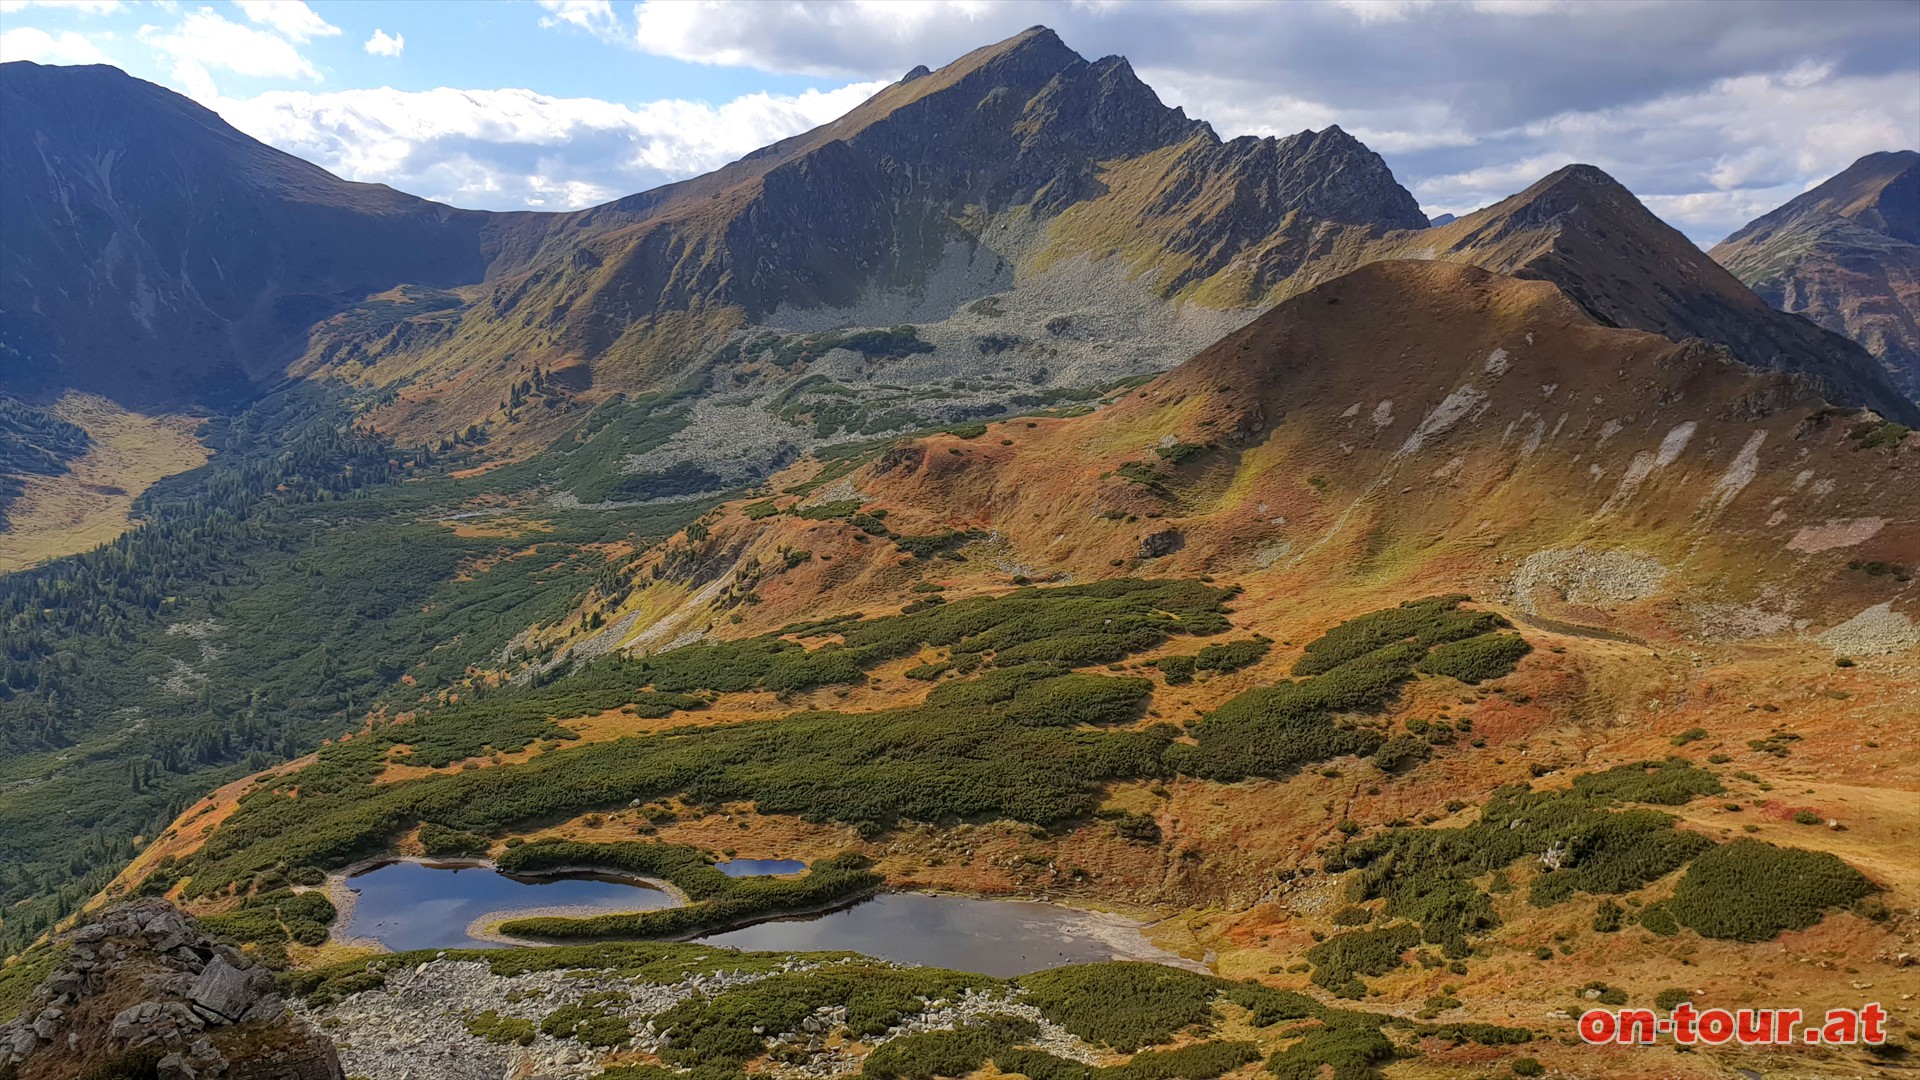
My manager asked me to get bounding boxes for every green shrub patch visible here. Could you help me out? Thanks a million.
[1292,597,1503,676]
[1328,761,1724,960]
[196,887,338,951]
[418,823,490,858]
[1666,840,1874,942]
[1169,598,1516,782]
[495,842,880,940]
[1017,963,1221,1051]
[1265,1022,1396,1080]
[1193,638,1269,673]
[1304,924,1422,997]
[167,591,1534,903]
[1415,633,1531,684]
[1156,655,1196,685]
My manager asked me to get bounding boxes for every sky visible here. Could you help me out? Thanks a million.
[2,0,1916,246]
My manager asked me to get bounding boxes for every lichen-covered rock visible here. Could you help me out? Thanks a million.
[189,956,259,1023]
[0,899,341,1080]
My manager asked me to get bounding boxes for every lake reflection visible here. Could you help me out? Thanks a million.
[714,858,808,877]
[694,892,1190,977]
[339,861,673,951]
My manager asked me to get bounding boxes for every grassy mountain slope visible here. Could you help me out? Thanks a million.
[0,393,207,571]
[570,259,1916,659]
[106,259,1917,1079]
[1070,160,1918,423]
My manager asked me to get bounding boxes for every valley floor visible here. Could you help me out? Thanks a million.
[0,392,206,573]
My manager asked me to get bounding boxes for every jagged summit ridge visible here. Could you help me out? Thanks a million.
[299,24,1438,434]
[11,27,1907,440]
[5,27,1437,419]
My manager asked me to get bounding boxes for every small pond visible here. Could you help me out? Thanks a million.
[694,892,1196,977]
[338,860,674,951]
[714,858,808,877]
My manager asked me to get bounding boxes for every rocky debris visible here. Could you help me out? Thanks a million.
[0,898,341,1080]
[1505,546,1669,614]
[307,958,1105,1080]
[878,989,1098,1064]
[1137,529,1184,558]
[1816,600,1920,656]
[798,476,871,509]
[305,957,789,1080]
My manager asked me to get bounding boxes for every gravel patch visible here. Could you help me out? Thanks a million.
[1816,601,1920,656]
[1506,546,1671,613]
[306,958,786,1080]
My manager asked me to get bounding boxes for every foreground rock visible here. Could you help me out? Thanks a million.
[0,899,341,1080]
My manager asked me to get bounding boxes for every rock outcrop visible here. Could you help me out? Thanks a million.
[1,899,341,1080]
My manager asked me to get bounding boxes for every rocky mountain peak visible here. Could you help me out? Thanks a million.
[971,24,1079,70]
[1424,160,1916,419]
[1712,149,1920,402]
[1478,162,1644,231]
[1256,124,1429,229]
[1720,149,1919,248]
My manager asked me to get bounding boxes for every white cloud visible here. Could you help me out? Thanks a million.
[363,28,403,57]
[231,0,339,41]
[537,0,619,37]
[208,79,889,209]
[0,25,115,64]
[631,0,1013,77]
[0,0,124,14]
[139,8,321,100]
[1450,63,1920,240]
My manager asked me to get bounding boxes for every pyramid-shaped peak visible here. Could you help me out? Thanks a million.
[1778,150,1920,243]
[1528,163,1635,197]
[1488,163,1652,226]
[1009,25,1068,48]
[970,25,1079,66]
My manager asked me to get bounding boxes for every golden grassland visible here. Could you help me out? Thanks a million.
[0,393,207,574]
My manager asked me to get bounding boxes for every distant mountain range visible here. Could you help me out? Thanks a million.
[2,28,1915,445]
